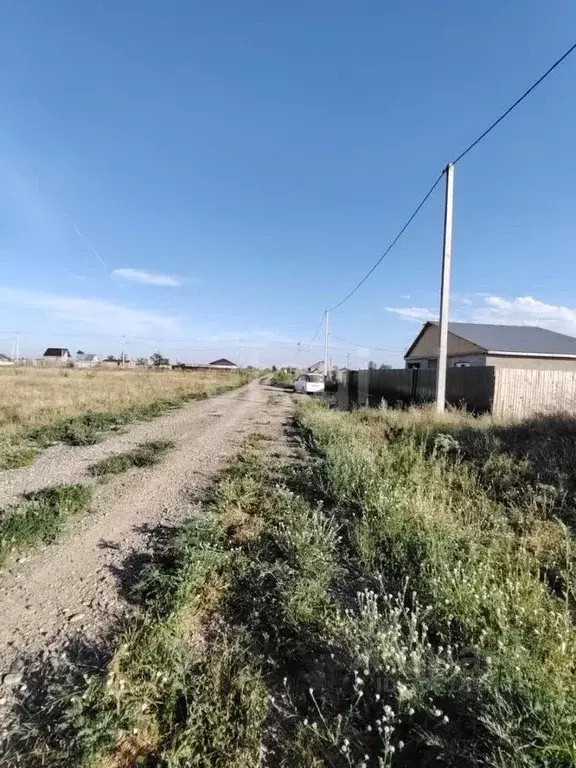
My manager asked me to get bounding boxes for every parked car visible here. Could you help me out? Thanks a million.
[293,373,325,395]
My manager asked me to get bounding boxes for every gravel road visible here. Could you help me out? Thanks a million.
[0,380,291,708]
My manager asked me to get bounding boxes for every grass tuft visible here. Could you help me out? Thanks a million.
[0,484,92,566]
[89,440,175,476]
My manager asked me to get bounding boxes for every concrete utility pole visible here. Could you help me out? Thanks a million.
[346,352,350,370]
[323,310,330,378]
[296,341,301,371]
[239,338,244,369]
[122,335,127,368]
[436,162,455,413]
[15,332,19,364]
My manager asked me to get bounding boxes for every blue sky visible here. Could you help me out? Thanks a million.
[1,1,575,367]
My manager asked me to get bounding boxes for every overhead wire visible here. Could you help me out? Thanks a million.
[328,172,444,313]
[301,312,326,350]
[453,40,576,165]
[331,335,405,353]
[325,37,576,351]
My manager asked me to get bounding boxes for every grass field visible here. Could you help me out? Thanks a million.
[0,367,249,469]
[8,402,576,766]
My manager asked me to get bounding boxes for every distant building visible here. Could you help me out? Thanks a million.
[0,354,13,366]
[209,358,238,369]
[43,347,71,361]
[74,353,100,368]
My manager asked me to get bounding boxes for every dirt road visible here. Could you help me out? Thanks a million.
[0,380,290,704]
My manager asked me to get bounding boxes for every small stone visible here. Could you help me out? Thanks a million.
[68,613,85,623]
[3,672,23,687]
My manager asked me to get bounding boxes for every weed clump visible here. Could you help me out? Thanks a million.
[89,440,174,476]
[0,484,92,566]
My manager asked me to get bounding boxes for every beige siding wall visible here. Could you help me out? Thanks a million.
[407,325,484,358]
[486,355,576,371]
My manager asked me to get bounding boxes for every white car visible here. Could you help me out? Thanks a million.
[293,373,325,394]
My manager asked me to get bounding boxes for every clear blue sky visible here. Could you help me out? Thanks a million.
[1,0,575,367]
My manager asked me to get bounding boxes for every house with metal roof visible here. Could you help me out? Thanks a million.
[405,322,576,372]
[74,353,100,368]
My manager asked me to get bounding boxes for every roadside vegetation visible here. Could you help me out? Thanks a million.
[270,370,295,389]
[0,368,251,469]
[7,402,576,766]
[89,440,175,476]
[0,484,92,567]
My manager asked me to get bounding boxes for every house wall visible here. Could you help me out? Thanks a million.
[407,353,487,369]
[407,325,484,359]
[486,355,576,371]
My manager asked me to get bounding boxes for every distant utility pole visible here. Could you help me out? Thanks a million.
[323,310,330,377]
[122,335,127,368]
[296,341,301,371]
[346,352,350,370]
[436,162,455,413]
[15,332,19,364]
[239,338,244,369]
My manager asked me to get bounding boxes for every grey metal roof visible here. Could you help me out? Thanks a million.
[76,353,98,361]
[444,322,576,355]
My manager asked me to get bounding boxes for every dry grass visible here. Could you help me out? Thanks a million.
[0,367,248,469]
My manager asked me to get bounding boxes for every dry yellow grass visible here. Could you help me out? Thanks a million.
[0,366,247,467]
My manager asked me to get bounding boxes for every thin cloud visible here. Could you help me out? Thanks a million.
[386,306,437,322]
[0,287,177,334]
[112,268,182,287]
[472,295,576,334]
[387,295,576,337]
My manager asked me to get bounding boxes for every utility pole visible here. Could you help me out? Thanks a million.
[436,163,455,413]
[15,332,19,364]
[239,338,244,369]
[122,335,126,368]
[11,333,16,362]
[346,352,350,370]
[323,310,330,378]
[296,341,301,371]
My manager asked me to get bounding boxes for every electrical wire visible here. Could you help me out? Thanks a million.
[331,335,405,352]
[326,39,576,320]
[453,40,576,165]
[301,312,326,350]
[328,172,444,313]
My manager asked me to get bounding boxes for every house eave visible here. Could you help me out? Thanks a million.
[486,351,576,359]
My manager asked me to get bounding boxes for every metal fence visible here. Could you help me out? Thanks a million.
[339,367,495,412]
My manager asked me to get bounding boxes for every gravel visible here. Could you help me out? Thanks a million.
[0,380,291,711]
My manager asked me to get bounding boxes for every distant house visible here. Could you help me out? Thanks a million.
[100,356,136,369]
[209,358,238,369]
[74,353,100,368]
[0,354,13,366]
[43,347,71,361]
[308,361,325,374]
[405,322,576,371]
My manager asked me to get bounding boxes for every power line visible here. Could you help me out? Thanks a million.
[326,39,576,319]
[328,173,444,313]
[453,40,576,165]
[331,335,405,353]
[301,312,326,350]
